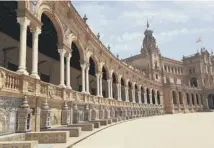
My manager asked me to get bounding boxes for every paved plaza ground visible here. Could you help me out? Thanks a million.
[73,112,214,148]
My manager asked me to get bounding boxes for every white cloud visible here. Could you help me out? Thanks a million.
[72,1,214,60]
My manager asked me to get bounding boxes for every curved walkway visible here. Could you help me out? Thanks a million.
[73,112,214,148]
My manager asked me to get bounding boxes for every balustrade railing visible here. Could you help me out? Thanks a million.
[0,67,165,109]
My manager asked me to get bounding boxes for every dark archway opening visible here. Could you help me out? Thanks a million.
[128,82,132,102]
[38,13,59,83]
[135,85,139,103]
[71,42,81,91]
[191,93,195,105]
[121,78,125,101]
[186,93,190,105]
[146,88,150,104]
[196,94,199,105]
[157,91,160,104]
[208,94,214,109]
[152,89,155,104]
[89,57,96,95]
[102,66,107,98]
[112,72,117,99]
[179,91,183,104]
[172,91,177,105]
[141,87,145,103]
[190,77,198,87]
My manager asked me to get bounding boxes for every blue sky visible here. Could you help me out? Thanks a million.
[72,1,214,61]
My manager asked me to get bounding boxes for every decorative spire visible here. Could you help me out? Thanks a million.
[97,33,100,39]
[116,53,119,59]
[63,101,68,110]
[83,14,88,22]
[21,96,29,108]
[107,45,111,50]
[147,19,149,28]
[42,99,49,110]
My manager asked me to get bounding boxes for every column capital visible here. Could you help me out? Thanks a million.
[17,17,30,27]
[58,49,66,55]
[80,63,86,69]
[96,73,101,77]
[30,25,41,35]
[65,52,72,58]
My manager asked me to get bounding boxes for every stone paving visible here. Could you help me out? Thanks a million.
[73,112,214,148]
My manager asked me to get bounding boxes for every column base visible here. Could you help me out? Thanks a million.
[66,86,72,89]
[58,84,66,88]
[17,69,29,75]
[30,73,40,79]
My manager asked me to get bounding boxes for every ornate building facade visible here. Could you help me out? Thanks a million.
[0,1,212,138]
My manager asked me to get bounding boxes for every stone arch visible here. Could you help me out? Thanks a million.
[88,54,99,73]
[111,71,119,83]
[101,64,110,79]
[36,4,64,45]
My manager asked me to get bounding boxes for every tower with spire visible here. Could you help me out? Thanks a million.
[141,20,157,54]
[140,20,162,81]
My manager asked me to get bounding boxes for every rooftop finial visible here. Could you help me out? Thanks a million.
[83,14,88,23]
[147,19,149,28]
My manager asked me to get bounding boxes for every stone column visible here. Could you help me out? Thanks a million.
[110,80,113,98]
[81,64,86,93]
[138,91,142,103]
[144,93,147,104]
[149,93,152,104]
[96,73,100,96]
[30,26,41,79]
[119,84,122,101]
[100,74,103,97]
[116,83,120,100]
[58,49,66,88]
[125,87,129,102]
[17,17,30,75]
[155,94,158,105]
[85,64,90,94]
[66,52,72,89]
